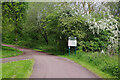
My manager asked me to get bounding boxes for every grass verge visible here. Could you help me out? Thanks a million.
[0,63,2,80]
[1,46,23,58]
[59,51,118,78]
[2,59,34,78]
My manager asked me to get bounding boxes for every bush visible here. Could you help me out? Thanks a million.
[79,30,111,52]
[101,60,119,76]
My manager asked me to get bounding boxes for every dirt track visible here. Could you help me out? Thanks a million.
[1,44,101,78]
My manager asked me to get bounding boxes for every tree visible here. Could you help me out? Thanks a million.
[45,8,91,53]
[23,2,59,45]
[2,2,28,44]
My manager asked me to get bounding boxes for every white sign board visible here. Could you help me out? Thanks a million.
[68,40,77,46]
[68,37,77,46]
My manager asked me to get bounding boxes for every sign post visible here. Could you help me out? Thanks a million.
[69,46,70,55]
[75,47,76,54]
[68,37,77,55]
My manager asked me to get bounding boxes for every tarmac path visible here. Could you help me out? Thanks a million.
[1,44,101,78]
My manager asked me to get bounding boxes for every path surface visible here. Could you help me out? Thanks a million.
[1,44,101,78]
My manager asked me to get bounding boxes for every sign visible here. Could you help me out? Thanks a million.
[68,37,77,46]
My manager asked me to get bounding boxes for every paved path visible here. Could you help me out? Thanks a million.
[1,44,101,78]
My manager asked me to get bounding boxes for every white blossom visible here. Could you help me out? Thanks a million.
[87,7,119,51]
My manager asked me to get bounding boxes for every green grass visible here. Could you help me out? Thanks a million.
[1,46,23,58]
[0,63,2,80]
[32,44,61,55]
[59,51,119,78]
[2,59,34,78]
